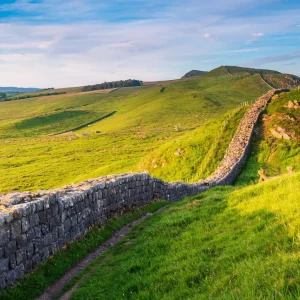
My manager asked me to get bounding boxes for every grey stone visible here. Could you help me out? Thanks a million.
[16,249,26,265]
[15,263,24,279]
[64,219,71,232]
[29,214,39,227]
[24,260,32,273]
[0,259,9,275]
[34,226,42,238]
[27,228,36,242]
[0,276,5,289]
[32,254,41,267]
[5,270,16,285]
[9,254,16,269]
[10,221,22,239]
[0,227,9,247]
[43,233,52,247]
[16,234,27,249]
[5,241,16,258]
[26,242,34,259]
[40,247,50,261]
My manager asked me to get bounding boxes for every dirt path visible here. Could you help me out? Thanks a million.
[37,207,166,300]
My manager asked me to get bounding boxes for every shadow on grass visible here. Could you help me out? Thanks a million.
[69,187,300,299]
[0,201,168,300]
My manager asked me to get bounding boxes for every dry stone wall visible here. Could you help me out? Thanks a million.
[0,88,288,289]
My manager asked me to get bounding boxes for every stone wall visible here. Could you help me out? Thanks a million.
[0,89,288,289]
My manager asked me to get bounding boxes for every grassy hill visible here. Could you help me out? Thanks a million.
[0,66,298,193]
[1,68,300,299]
[181,70,208,78]
[225,65,281,76]
[61,172,300,299]
[0,69,273,193]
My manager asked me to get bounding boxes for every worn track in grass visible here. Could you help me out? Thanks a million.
[37,207,167,300]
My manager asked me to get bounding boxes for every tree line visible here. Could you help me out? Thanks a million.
[82,79,143,92]
[0,92,6,100]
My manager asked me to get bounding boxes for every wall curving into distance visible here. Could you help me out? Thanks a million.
[0,89,289,289]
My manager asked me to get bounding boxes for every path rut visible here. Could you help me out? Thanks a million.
[37,207,166,300]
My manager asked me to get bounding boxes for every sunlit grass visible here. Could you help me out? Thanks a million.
[0,72,269,193]
[69,173,300,299]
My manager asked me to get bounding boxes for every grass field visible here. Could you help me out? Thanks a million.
[0,69,272,193]
[61,172,300,299]
[1,67,299,299]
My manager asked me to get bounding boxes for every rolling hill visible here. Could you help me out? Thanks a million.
[1,66,300,299]
[181,70,208,78]
[0,66,298,193]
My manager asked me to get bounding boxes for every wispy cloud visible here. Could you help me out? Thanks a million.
[0,0,300,86]
[214,48,263,54]
[248,50,300,65]
[252,32,264,37]
[247,32,265,44]
[284,62,297,65]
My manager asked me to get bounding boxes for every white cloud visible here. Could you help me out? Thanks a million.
[1,2,300,86]
[252,32,264,37]
[215,48,262,54]
[247,32,265,44]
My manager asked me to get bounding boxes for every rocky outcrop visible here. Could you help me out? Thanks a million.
[270,127,292,140]
[0,88,289,289]
[285,100,300,109]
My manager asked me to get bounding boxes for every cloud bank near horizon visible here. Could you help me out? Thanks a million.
[0,0,299,87]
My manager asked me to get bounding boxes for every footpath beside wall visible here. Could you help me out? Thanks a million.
[0,88,289,289]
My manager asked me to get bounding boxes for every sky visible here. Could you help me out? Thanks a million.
[0,0,299,88]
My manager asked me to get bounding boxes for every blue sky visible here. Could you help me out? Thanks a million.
[0,0,299,87]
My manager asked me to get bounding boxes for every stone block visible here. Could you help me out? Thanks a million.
[0,258,9,276]
[10,220,21,239]
[5,270,16,286]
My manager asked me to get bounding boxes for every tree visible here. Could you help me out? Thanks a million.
[81,79,143,92]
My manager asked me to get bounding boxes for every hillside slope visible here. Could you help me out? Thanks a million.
[181,70,207,78]
[68,172,300,299]
[0,70,271,193]
[225,65,281,75]
[236,89,300,185]
[0,67,297,193]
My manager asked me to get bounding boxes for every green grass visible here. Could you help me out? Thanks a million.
[68,172,300,299]
[0,110,111,138]
[0,71,271,193]
[236,90,300,185]
[137,107,247,182]
[1,69,299,299]
[0,201,168,300]
[225,65,281,75]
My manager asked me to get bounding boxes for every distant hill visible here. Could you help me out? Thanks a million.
[182,70,207,78]
[0,87,40,93]
[207,66,300,88]
[224,66,281,76]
